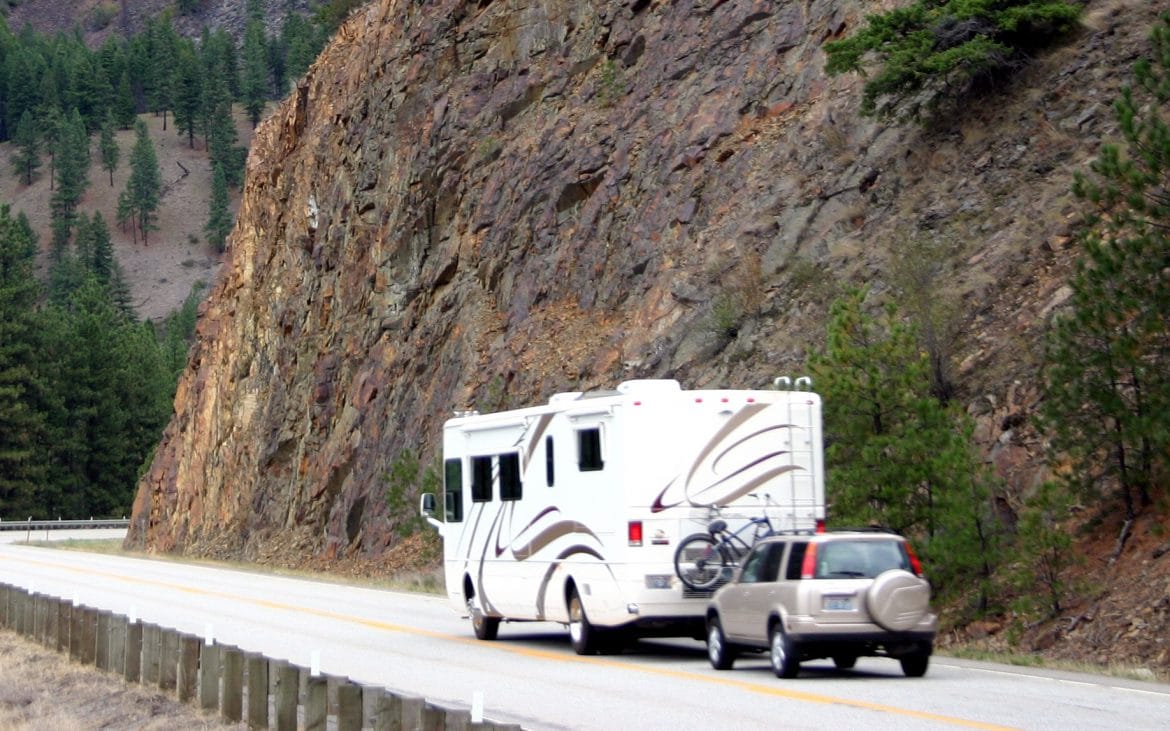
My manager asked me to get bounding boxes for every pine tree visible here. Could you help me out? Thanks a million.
[99,114,119,186]
[205,163,233,252]
[1042,16,1170,521]
[9,109,41,185]
[0,205,48,518]
[242,18,269,128]
[808,287,1002,603]
[124,119,162,245]
[49,110,91,257]
[172,40,202,149]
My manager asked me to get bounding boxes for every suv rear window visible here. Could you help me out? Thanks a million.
[814,539,910,579]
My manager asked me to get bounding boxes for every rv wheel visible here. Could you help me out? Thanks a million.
[567,587,600,655]
[468,596,499,641]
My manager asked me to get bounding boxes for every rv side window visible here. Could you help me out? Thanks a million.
[499,453,522,500]
[443,458,463,522]
[577,427,604,472]
[545,436,554,487]
[471,455,493,502]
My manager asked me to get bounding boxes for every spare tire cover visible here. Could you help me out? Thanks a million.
[866,569,930,631]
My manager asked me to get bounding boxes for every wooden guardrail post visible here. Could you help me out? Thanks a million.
[56,599,71,654]
[33,593,45,645]
[273,661,299,731]
[109,613,127,675]
[124,618,143,683]
[373,690,425,731]
[0,584,8,628]
[96,610,111,670]
[68,603,82,661]
[424,701,469,731]
[177,633,201,703]
[336,676,363,731]
[246,652,269,729]
[304,672,327,731]
[221,645,244,722]
[141,624,161,684]
[198,640,220,712]
[45,596,59,649]
[159,627,178,691]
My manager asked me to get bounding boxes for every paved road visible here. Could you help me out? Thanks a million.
[2,543,1168,730]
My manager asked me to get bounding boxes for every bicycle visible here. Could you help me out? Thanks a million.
[673,499,777,592]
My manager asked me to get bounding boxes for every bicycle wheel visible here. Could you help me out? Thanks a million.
[674,533,731,591]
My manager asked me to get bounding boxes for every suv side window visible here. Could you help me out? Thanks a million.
[741,542,785,583]
[739,544,771,584]
[785,542,808,580]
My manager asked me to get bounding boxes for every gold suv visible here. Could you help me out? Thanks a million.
[705,530,937,678]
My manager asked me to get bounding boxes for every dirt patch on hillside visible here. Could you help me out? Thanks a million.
[0,108,260,322]
[0,632,243,731]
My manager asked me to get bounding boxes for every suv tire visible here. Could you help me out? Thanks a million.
[769,623,799,679]
[900,648,930,677]
[706,616,736,670]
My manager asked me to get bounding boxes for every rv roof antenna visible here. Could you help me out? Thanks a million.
[794,376,813,391]
[773,376,792,390]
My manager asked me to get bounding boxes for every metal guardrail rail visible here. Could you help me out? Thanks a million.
[0,518,130,531]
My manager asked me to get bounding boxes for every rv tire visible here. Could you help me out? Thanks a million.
[468,597,500,641]
[568,587,603,655]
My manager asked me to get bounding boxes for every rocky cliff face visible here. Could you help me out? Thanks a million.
[127,0,1151,568]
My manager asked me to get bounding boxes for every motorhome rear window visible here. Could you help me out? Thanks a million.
[577,427,604,471]
[471,455,493,502]
[444,458,463,522]
[499,453,522,500]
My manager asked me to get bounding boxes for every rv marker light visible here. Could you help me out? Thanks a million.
[628,520,643,546]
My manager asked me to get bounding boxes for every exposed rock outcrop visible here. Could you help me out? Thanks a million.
[127,0,1154,569]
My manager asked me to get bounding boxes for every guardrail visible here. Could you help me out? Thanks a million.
[0,518,130,531]
[1,582,523,730]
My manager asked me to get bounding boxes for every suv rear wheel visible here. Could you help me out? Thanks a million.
[769,623,799,679]
[900,647,931,677]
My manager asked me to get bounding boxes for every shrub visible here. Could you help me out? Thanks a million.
[824,0,1082,122]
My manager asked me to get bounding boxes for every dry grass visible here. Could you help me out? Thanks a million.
[0,632,243,731]
[0,107,259,322]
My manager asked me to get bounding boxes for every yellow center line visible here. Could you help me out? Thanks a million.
[1,552,1016,730]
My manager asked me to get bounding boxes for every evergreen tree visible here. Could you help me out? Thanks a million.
[10,109,41,184]
[124,119,162,245]
[0,205,48,518]
[808,288,1001,603]
[172,40,202,149]
[205,163,232,252]
[99,114,119,186]
[49,110,91,257]
[113,69,136,128]
[1042,16,1170,521]
[242,18,268,128]
[824,0,1082,121]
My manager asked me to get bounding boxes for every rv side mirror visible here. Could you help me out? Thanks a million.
[420,493,437,517]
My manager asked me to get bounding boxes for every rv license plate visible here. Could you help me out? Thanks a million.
[823,595,854,611]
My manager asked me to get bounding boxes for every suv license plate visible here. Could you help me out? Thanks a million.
[823,595,854,611]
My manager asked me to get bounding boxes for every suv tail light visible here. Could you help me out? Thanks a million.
[628,520,643,547]
[905,541,924,577]
[800,542,818,579]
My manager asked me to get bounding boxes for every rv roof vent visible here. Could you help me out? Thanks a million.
[549,391,584,404]
[616,379,682,395]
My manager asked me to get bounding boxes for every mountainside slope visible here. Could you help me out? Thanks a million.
[126,0,1169,669]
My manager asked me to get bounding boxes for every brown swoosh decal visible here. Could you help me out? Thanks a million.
[535,544,612,617]
[493,505,560,557]
[510,520,598,560]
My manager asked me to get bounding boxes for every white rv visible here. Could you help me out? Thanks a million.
[420,378,825,654]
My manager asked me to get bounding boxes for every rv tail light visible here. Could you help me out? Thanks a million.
[801,543,818,579]
[905,541,924,577]
[628,521,643,547]
[815,518,826,533]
